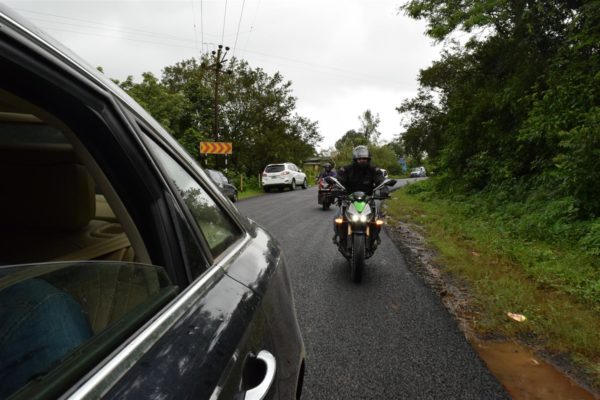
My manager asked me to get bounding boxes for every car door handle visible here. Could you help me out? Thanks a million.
[243,350,276,400]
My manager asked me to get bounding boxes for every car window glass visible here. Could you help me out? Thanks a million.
[147,140,242,258]
[0,261,177,399]
[0,108,177,398]
[206,170,219,183]
[265,164,285,173]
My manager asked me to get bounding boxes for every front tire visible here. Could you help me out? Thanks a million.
[302,179,308,189]
[322,201,330,210]
[350,234,365,283]
[264,187,271,193]
[290,179,296,190]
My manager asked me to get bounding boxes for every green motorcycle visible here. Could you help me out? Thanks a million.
[327,177,397,283]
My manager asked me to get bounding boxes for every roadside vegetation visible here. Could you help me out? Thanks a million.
[387,179,600,387]
[388,0,600,385]
[237,188,263,201]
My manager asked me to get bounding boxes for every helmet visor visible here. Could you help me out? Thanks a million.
[353,147,369,159]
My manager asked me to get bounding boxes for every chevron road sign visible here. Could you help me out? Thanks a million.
[199,142,233,155]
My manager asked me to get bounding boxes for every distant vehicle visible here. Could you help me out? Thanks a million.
[0,5,305,399]
[410,166,427,178]
[379,168,389,179]
[206,169,238,202]
[262,163,308,192]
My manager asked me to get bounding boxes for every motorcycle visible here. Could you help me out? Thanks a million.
[326,176,397,283]
[317,177,335,210]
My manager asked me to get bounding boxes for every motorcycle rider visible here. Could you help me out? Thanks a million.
[331,145,388,244]
[318,162,337,180]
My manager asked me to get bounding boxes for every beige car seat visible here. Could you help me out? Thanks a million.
[0,143,132,264]
[0,143,165,334]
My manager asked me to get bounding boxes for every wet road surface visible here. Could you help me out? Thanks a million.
[237,182,508,399]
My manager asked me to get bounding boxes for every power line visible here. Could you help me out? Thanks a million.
[232,0,247,59]
[190,0,200,52]
[36,25,217,50]
[221,0,228,45]
[244,0,262,50]
[200,0,204,53]
[34,23,402,86]
[15,8,190,42]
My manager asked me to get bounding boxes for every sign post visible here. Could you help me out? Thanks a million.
[199,142,233,172]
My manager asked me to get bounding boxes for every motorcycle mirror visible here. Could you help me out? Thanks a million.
[385,179,397,187]
[326,176,346,190]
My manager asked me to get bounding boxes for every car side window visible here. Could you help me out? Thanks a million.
[146,140,242,259]
[0,95,178,398]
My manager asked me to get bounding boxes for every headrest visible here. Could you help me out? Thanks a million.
[0,144,95,231]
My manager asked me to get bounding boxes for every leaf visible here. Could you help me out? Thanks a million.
[507,312,527,322]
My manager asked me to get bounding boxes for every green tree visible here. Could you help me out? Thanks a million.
[397,0,598,210]
[358,109,381,143]
[115,57,322,177]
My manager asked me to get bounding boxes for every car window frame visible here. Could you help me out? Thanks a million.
[133,121,247,267]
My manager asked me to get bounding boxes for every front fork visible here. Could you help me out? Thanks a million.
[335,222,381,259]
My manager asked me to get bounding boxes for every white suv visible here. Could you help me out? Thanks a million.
[262,163,308,192]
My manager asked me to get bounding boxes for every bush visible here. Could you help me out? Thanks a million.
[579,220,600,256]
[226,171,261,192]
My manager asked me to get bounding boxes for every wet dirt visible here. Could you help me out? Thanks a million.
[386,220,600,400]
[475,340,598,400]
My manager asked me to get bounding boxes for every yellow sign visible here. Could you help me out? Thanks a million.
[200,142,232,155]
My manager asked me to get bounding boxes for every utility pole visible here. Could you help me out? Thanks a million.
[202,45,231,141]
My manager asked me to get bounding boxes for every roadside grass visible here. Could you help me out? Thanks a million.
[386,183,600,386]
[238,188,264,200]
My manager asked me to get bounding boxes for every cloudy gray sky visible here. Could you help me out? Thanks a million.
[5,0,441,150]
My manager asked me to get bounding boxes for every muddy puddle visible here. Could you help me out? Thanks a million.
[474,340,598,400]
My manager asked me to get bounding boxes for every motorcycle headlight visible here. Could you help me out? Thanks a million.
[351,215,359,222]
[359,215,367,222]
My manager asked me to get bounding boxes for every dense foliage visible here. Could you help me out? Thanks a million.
[398,0,600,220]
[114,57,322,188]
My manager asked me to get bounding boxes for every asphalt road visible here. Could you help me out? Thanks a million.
[236,181,508,399]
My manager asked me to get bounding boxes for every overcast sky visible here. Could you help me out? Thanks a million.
[5,0,441,150]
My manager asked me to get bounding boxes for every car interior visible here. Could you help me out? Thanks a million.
[0,89,178,398]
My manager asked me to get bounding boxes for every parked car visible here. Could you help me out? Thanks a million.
[262,163,308,192]
[206,169,238,202]
[410,166,427,178]
[0,5,304,399]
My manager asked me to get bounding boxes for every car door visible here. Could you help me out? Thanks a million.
[0,9,302,399]
[293,164,305,183]
[93,122,294,400]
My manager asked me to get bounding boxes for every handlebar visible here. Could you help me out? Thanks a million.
[332,191,390,203]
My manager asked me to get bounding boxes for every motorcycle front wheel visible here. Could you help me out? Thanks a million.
[350,234,365,283]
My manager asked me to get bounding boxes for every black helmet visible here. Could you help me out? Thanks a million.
[323,162,332,171]
[352,145,370,162]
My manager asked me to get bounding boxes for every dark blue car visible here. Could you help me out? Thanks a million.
[206,169,239,202]
[0,5,304,399]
